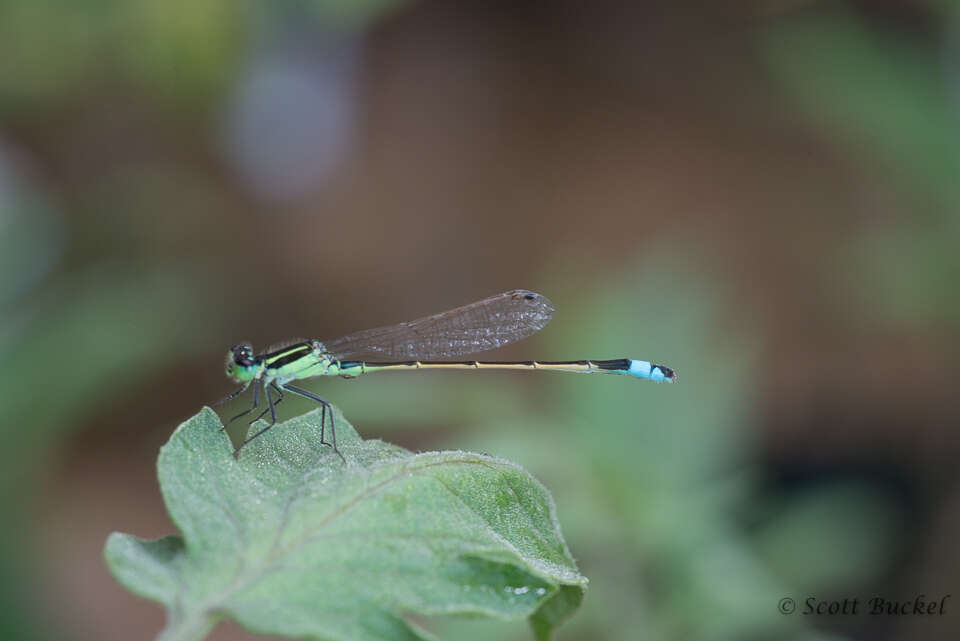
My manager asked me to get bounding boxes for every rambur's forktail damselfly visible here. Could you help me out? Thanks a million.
[215,290,675,460]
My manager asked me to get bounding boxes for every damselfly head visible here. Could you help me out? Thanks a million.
[225,343,258,382]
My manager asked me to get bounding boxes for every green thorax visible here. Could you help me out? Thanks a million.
[258,340,340,382]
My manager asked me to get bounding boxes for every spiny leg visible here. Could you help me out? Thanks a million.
[320,403,327,444]
[234,381,279,457]
[224,382,260,432]
[212,382,250,408]
[250,382,284,424]
[282,383,344,463]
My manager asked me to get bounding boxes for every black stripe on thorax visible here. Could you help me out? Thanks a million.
[262,342,313,369]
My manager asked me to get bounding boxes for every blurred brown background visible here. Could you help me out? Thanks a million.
[1,1,958,640]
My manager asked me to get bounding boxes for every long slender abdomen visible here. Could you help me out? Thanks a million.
[337,359,675,382]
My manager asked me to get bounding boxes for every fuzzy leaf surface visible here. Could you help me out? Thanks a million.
[105,407,585,641]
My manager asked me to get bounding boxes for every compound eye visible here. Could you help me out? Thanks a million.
[231,344,254,366]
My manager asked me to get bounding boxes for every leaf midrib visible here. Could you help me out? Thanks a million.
[191,454,534,620]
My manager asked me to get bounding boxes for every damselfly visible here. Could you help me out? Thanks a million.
[215,290,675,460]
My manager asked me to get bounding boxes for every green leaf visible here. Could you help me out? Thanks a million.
[105,407,585,641]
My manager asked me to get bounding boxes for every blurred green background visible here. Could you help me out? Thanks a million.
[1,1,958,640]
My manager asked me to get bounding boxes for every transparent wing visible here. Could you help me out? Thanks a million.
[323,290,555,361]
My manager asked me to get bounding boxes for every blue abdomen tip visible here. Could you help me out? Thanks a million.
[628,359,675,382]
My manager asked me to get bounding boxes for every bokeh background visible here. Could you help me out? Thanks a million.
[1,1,958,640]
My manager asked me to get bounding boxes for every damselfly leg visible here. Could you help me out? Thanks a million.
[283,384,344,463]
[233,381,279,457]
[223,382,260,431]
[249,382,284,424]
[212,382,249,408]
